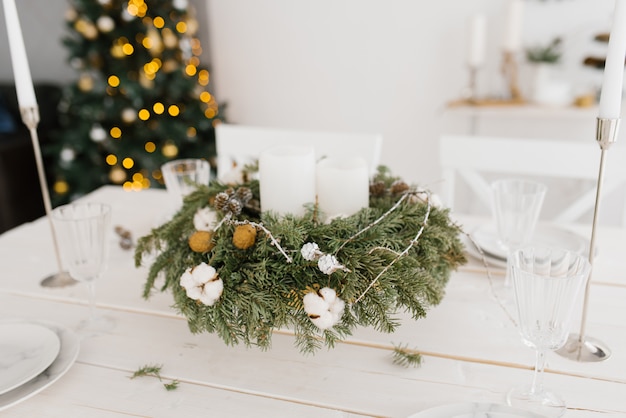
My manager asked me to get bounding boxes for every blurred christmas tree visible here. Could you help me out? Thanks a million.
[48,0,223,204]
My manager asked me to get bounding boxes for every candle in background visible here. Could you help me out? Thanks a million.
[316,157,369,219]
[467,14,487,68]
[259,146,316,217]
[599,0,626,119]
[2,0,37,108]
[502,0,524,52]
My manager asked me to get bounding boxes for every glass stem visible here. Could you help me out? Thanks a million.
[504,249,512,288]
[530,348,547,395]
[87,280,97,321]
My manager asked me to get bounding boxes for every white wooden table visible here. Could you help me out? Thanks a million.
[0,186,624,417]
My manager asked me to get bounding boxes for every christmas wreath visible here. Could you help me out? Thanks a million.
[135,166,466,353]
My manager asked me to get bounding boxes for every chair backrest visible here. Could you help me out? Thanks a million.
[439,134,626,226]
[215,123,383,178]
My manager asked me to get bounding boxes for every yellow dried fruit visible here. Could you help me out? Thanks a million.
[188,230,215,253]
[232,224,257,250]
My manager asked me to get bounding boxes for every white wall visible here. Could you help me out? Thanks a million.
[205,0,617,193]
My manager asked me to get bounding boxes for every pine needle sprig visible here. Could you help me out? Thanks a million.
[392,344,423,368]
[130,364,180,391]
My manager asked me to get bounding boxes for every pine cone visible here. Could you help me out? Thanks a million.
[236,187,253,204]
[227,199,243,215]
[369,181,386,197]
[214,192,230,211]
[390,180,410,195]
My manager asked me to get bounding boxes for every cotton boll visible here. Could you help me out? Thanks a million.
[193,207,217,231]
[303,292,329,315]
[310,311,335,330]
[198,278,224,306]
[318,287,337,304]
[180,262,222,305]
[180,267,196,289]
[329,298,345,323]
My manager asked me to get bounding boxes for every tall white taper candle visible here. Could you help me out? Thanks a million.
[502,0,524,52]
[2,0,37,108]
[598,0,626,119]
[467,14,487,68]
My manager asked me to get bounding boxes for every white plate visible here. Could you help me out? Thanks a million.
[471,224,589,261]
[0,323,60,396]
[462,233,508,269]
[407,402,546,417]
[0,320,80,411]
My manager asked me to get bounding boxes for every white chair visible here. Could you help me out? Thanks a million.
[439,134,626,226]
[215,123,383,178]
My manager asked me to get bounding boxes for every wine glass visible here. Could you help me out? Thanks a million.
[491,179,547,290]
[507,246,589,417]
[52,202,113,335]
[161,158,211,213]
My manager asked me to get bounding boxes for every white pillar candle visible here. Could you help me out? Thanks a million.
[259,146,316,217]
[467,14,487,68]
[502,0,524,52]
[2,0,37,108]
[316,157,369,219]
[599,0,626,119]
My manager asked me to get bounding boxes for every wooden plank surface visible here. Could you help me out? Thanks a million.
[1,186,625,417]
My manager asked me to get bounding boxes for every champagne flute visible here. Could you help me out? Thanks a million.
[52,202,113,335]
[507,246,589,417]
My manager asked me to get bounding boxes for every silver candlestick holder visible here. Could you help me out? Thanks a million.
[20,105,76,288]
[556,117,617,362]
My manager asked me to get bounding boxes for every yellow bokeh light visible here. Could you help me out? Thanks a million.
[144,63,156,74]
[189,57,200,67]
[204,108,216,119]
[108,75,120,87]
[122,43,134,55]
[122,181,133,191]
[145,142,156,153]
[153,16,165,28]
[106,154,118,165]
[142,37,153,49]
[132,172,144,182]
[142,178,151,188]
[152,169,162,180]
[199,91,211,103]
[138,109,150,120]
[176,22,187,33]
[110,127,122,138]
[127,4,138,16]
[187,127,197,138]
[162,142,179,158]
[198,69,209,82]
[54,180,69,195]
[168,105,180,116]
[185,64,197,76]
[122,157,135,169]
[153,102,165,114]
